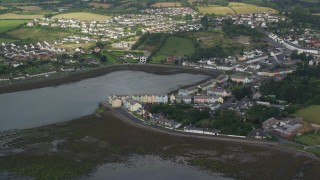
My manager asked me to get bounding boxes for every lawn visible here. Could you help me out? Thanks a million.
[151,2,181,7]
[8,28,70,42]
[293,105,320,124]
[0,19,28,33]
[295,132,320,146]
[52,12,111,21]
[0,13,44,19]
[110,50,144,63]
[151,36,195,63]
[198,6,235,15]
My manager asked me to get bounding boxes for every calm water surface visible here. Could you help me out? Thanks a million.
[0,71,208,131]
[81,155,232,180]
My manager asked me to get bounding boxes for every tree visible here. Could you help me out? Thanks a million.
[100,55,107,63]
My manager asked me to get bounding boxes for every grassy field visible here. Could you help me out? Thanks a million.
[53,12,111,21]
[198,2,277,15]
[17,5,42,11]
[182,31,240,48]
[198,6,235,15]
[229,2,277,14]
[56,42,95,51]
[151,2,181,7]
[88,2,112,8]
[110,50,144,63]
[293,105,320,124]
[296,132,320,146]
[0,19,28,33]
[151,36,195,63]
[0,13,44,19]
[8,28,70,42]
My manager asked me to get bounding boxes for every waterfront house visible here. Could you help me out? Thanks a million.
[178,89,189,96]
[230,75,252,84]
[156,94,168,103]
[184,125,220,135]
[175,95,192,104]
[111,98,122,108]
[170,94,176,103]
[194,95,209,104]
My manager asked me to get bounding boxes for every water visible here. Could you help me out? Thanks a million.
[0,70,208,131]
[81,155,232,180]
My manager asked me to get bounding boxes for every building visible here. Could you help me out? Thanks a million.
[175,95,192,104]
[230,75,252,84]
[111,98,122,107]
[139,56,147,64]
[194,95,209,104]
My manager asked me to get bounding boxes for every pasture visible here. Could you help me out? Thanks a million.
[293,105,320,125]
[198,2,277,15]
[0,13,44,19]
[88,3,112,8]
[229,2,277,14]
[17,6,42,11]
[151,2,181,7]
[0,20,28,33]
[198,6,235,15]
[295,132,320,146]
[151,36,195,63]
[53,12,111,21]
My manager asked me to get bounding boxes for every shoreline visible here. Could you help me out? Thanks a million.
[0,64,220,94]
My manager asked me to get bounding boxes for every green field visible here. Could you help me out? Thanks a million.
[198,6,235,15]
[8,28,70,42]
[111,50,144,63]
[296,132,320,146]
[53,12,111,21]
[151,36,195,63]
[198,2,277,15]
[0,13,44,19]
[293,105,320,124]
[0,20,28,33]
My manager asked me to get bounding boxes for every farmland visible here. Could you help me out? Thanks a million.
[198,6,235,15]
[0,13,44,19]
[293,105,320,125]
[52,12,111,21]
[151,36,195,63]
[151,2,181,7]
[229,2,277,14]
[198,2,277,15]
[0,20,28,33]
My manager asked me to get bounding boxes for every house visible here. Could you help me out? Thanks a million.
[216,75,229,83]
[248,130,271,139]
[194,95,209,104]
[198,80,216,90]
[111,98,122,107]
[169,94,176,103]
[208,88,231,97]
[156,94,168,103]
[262,117,304,138]
[155,118,181,129]
[230,75,252,84]
[178,89,189,96]
[209,102,221,111]
[175,95,192,104]
[187,86,198,95]
[93,46,101,53]
[252,92,262,100]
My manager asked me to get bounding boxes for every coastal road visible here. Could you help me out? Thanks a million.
[102,103,319,160]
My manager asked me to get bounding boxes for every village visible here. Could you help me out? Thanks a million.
[106,72,305,140]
